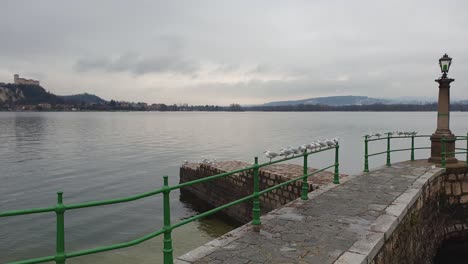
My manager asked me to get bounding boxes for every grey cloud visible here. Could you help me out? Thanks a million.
[74,53,200,75]
[1,0,468,103]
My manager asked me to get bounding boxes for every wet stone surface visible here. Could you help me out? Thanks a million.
[177,161,436,264]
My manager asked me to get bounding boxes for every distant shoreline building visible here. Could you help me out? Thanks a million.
[14,74,40,86]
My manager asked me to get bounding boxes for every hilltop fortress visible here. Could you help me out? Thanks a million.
[14,74,40,86]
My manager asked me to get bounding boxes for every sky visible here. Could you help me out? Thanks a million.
[1,0,467,105]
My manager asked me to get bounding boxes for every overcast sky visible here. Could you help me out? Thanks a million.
[1,0,467,105]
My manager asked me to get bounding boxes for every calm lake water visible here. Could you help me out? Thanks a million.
[1,112,467,263]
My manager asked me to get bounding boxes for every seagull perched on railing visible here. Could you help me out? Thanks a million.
[332,137,339,144]
[306,142,316,150]
[374,132,383,138]
[264,151,279,162]
[279,148,292,158]
[299,145,308,153]
[289,146,301,156]
[325,139,336,147]
[318,140,328,149]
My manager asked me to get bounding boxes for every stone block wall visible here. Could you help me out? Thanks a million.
[179,161,338,224]
[371,165,468,264]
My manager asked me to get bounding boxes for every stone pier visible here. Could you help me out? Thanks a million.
[176,161,468,264]
[180,161,345,224]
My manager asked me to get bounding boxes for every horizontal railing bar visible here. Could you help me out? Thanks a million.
[67,228,165,258]
[258,164,335,196]
[66,188,165,210]
[0,206,55,218]
[368,147,430,157]
[366,135,431,142]
[171,194,256,230]
[367,151,388,157]
[7,255,55,264]
[258,147,335,168]
[443,151,467,155]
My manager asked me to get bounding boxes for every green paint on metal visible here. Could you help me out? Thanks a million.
[162,176,173,264]
[386,133,391,167]
[301,153,309,200]
[334,145,340,184]
[252,157,261,226]
[364,136,369,173]
[0,147,342,264]
[411,135,415,161]
[55,192,66,264]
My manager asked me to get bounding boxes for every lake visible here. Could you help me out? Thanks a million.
[1,111,467,263]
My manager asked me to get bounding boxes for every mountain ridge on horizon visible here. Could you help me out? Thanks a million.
[260,95,444,107]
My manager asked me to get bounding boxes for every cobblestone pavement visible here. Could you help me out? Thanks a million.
[177,161,436,264]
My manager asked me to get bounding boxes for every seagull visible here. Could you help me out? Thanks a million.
[397,131,405,136]
[289,146,301,156]
[332,137,340,144]
[374,132,383,138]
[279,148,292,158]
[306,143,316,150]
[183,160,189,165]
[299,145,308,153]
[317,139,328,147]
[264,151,279,162]
[411,131,418,136]
[387,131,394,136]
[325,139,336,147]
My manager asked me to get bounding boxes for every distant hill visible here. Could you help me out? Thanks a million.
[0,84,63,104]
[262,96,390,106]
[0,84,106,105]
[59,93,107,104]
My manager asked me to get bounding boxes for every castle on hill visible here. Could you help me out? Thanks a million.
[14,74,40,86]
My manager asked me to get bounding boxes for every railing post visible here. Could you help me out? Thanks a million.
[364,135,369,173]
[334,144,340,184]
[55,192,66,264]
[162,176,173,264]
[252,157,261,228]
[301,152,309,200]
[410,135,415,161]
[441,137,447,168]
[386,133,391,167]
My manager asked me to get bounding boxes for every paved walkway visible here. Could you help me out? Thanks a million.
[177,161,440,264]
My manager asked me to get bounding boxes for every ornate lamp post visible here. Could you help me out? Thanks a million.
[429,53,458,164]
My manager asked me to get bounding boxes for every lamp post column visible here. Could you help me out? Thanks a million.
[429,77,457,164]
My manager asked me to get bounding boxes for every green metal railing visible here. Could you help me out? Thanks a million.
[363,133,432,172]
[0,145,340,264]
[441,133,468,168]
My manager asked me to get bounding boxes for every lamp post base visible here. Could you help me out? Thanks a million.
[428,132,458,164]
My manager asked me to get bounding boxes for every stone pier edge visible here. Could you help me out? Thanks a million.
[334,166,445,264]
[176,164,445,264]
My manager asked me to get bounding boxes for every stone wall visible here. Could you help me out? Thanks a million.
[179,161,340,224]
[371,165,468,264]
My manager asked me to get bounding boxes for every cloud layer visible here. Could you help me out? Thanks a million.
[1,0,467,104]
